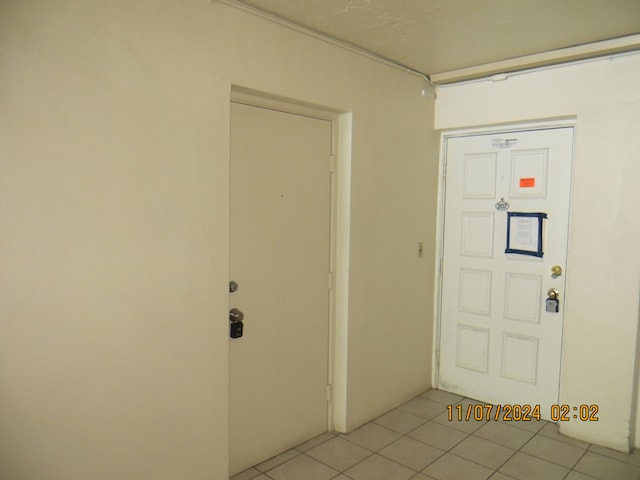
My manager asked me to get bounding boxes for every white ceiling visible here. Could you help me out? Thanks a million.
[228,0,640,83]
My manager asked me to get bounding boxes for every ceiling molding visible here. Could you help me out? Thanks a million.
[430,34,640,84]
[215,0,436,92]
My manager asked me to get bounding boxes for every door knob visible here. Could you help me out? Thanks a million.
[551,265,562,277]
[229,308,244,323]
[546,288,560,313]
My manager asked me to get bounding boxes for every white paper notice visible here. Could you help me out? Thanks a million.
[510,217,539,251]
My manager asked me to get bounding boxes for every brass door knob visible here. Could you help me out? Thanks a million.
[551,265,562,277]
[547,288,559,300]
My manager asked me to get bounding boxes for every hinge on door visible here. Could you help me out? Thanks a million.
[329,155,336,173]
[326,385,332,403]
[328,272,334,290]
[436,349,440,368]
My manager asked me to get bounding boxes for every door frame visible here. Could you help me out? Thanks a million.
[432,118,576,397]
[229,85,352,433]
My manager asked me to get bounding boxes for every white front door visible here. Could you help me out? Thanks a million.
[439,127,573,418]
[229,101,332,475]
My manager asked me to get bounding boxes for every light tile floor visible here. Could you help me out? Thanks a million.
[231,389,640,480]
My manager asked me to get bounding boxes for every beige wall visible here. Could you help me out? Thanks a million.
[435,53,640,451]
[0,1,437,479]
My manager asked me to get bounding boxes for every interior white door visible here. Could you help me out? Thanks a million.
[229,102,332,475]
[439,127,573,418]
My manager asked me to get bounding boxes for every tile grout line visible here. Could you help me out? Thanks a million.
[424,411,578,477]
[329,439,426,478]
[406,410,508,475]
[563,437,591,473]
[332,422,424,477]
[334,405,468,478]
[562,446,599,480]
[295,432,337,453]
[438,401,598,475]
[495,427,596,479]
[257,448,355,479]
[302,448,377,477]
[515,426,594,473]
[490,425,538,477]
[236,391,637,480]
[381,401,520,476]
[587,443,640,466]
[376,431,445,474]
[568,448,640,480]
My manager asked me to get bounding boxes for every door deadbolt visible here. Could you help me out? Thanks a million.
[551,265,562,277]
[229,308,244,338]
[229,308,244,323]
[546,288,560,313]
[229,280,239,293]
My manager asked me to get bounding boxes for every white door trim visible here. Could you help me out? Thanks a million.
[229,85,352,433]
[432,118,576,390]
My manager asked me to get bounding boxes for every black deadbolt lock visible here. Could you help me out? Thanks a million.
[230,321,243,338]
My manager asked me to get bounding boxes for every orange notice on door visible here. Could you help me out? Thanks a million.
[520,177,536,188]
